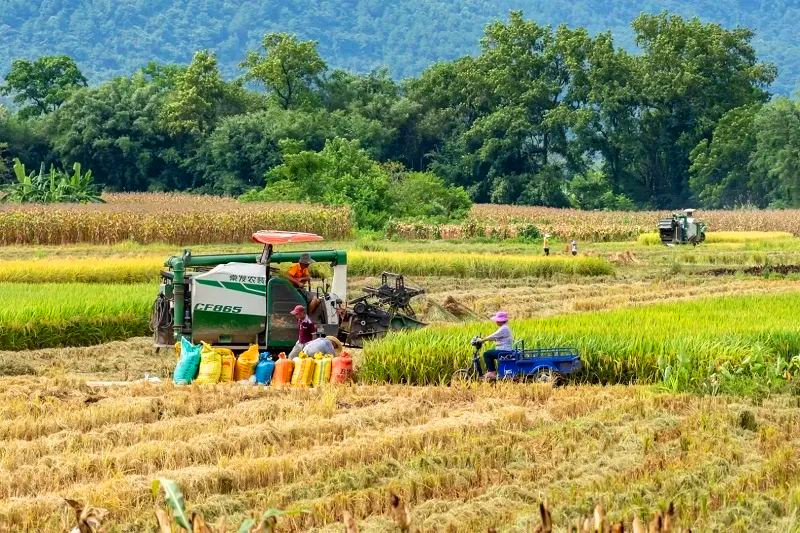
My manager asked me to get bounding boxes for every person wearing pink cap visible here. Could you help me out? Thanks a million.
[478,310,514,379]
[288,304,316,359]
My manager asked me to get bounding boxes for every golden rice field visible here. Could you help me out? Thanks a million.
[0,251,614,284]
[390,205,800,241]
[0,193,353,245]
[0,377,798,532]
[637,231,795,245]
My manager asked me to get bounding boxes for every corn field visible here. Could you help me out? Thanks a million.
[0,193,353,245]
[389,205,800,241]
[360,292,800,391]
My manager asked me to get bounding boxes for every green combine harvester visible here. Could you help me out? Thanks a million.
[152,230,426,352]
[658,209,707,245]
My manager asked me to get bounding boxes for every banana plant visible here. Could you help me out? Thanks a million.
[0,158,103,203]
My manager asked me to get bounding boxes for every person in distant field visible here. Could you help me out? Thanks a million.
[571,240,577,256]
[287,253,320,314]
[477,311,514,380]
[543,234,550,256]
[288,304,316,358]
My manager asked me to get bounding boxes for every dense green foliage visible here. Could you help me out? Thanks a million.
[1,10,798,219]
[0,56,86,118]
[2,0,799,95]
[241,138,471,229]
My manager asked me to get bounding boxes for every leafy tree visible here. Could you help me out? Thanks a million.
[631,13,775,207]
[1,56,87,118]
[162,51,227,135]
[387,170,471,222]
[241,33,326,109]
[242,137,470,229]
[48,75,184,191]
[751,98,800,206]
[689,105,766,208]
[568,169,635,210]
[567,33,641,198]
[244,137,391,229]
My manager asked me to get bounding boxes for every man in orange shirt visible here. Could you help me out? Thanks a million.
[288,253,320,314]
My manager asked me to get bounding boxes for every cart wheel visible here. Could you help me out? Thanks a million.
[450,369,472,386]
[530,369,562,386]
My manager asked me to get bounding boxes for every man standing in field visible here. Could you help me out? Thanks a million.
[543,234,550,256]
[288,253,320,314]
[571,240,577,256]
[288,304,316,358]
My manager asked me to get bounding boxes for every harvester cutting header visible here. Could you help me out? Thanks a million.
[152,231,425,353]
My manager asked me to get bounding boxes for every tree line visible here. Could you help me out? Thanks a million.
[1,11,798,216]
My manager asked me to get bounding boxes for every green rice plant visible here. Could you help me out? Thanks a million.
[360,292,800,390]
[0,283,154,350]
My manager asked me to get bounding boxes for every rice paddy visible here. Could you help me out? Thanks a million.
[2,197,800,531]
[360,292,800,391]
[637,231,795,245]
[0,283,153,350]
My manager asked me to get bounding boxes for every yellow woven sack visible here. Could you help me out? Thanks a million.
[312,353,332,387]
[174,341,181,360]
[218,348,235,383]
[296,356,315,387]
[195,342,222,384]
[234,344,259,381]
[290,351,308,386]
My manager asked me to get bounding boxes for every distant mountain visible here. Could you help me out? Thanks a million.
[2,0,798,94]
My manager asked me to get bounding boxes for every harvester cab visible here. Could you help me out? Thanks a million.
[152,230,426,353]
[658,209,706,246]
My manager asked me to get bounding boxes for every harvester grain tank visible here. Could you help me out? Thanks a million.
[151,230,426,352]
[658,209,706,245]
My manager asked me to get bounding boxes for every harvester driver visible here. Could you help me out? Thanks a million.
[288,253,320,314]
[477,311,514,380]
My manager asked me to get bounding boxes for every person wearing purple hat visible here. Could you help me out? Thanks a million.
[288,304,316,359]
[478,310,514,379]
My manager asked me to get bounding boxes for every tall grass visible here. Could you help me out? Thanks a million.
[360,293,800,390]
[0,193,353,245]
[0,283,153,350]
[0,252,613,283]
[637,231,795,246]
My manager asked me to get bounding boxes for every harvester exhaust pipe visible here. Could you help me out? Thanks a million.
[171,258,185,342]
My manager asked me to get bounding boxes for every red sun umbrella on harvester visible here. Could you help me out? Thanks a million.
[251,230,324,245]
[251,230,324,264]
